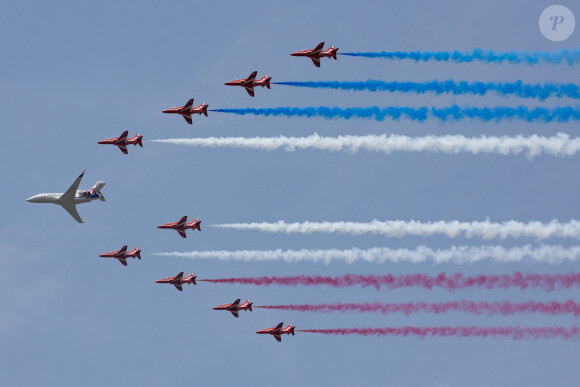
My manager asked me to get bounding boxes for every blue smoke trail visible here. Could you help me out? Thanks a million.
[273,80,580,101]
[339,49,580,65]
[209,106,580,122]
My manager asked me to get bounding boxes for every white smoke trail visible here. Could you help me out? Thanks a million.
[153,245,580,265]
[212,220,580,240]
[150,133,580,158]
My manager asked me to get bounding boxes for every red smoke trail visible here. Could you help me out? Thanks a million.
[256,300,580,316]
[200,272,580,291]
[296,326,580,340]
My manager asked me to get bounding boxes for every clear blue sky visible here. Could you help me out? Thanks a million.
[1,1,579,386]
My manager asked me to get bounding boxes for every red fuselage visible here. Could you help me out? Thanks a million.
[99,247,141,259]
[98,136,142,146]
[290,47,338,59]
[156,272,197,291]
[256,323,295,341]
[162,103,208,116]
[157,217,201,238]
[225,71,271,97]
[213,299,253,317]
[291,42,338,67]
[224,76,271,88]
[98,131,143,154]
[156,273,196,285]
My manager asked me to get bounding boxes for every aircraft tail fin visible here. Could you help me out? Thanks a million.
[135,248,141,260]
[264,76,271,89]
[331,47,338,60]
[248,302,253,312]
[192,276,196,285]
[136,134,143,147]
[202,104,208,117]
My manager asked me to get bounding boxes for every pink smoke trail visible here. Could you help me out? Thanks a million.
[296,326,580,340]
[200,272,580,291]
[256,300,580,316]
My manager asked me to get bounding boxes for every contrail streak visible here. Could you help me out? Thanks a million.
[256,300,580,316]
[210,106,580,122]
[273,80,580,100]
[199,272,580,291]
[151,133,580,158]
[212,220,580,240]
[296,326,580,340]
[338,49,580,65]
[153,245,580,265]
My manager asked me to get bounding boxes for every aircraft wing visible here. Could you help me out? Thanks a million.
[310,57,321,67]
[177,229,187,238]
[117,258,128,266]
[177,216,187,226]
[230,310,239,318]
[61,170,86,201]
[61,202,85,223]
[245,71,258,84]
[117,145,128,154]
[273,322,283,332]
[183,98,194,110]
[182,114,193,124]
[174,272,184,281]
[244,87,255,97]
[174,284,183,291]
[230,299,241,309]
[274,334,282,342]
[117,131,128,142]
[312,41,325,54]
[118,245,128,255]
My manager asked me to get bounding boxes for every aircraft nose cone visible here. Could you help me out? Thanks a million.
[162,109,171,113]
[26,195,38,202]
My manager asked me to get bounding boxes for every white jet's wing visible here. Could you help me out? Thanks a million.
[61,170,86,201]
[61,202,85,223]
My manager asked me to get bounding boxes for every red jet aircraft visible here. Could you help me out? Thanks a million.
[157,216,201,238]
[99,245,141,266]
[291,42,339,67]
[256,322,295,342]
[98,131,143,154]
[225,71,271,97]
[212,299,253,318]
[156,272,197,291]
[162,98,208,124]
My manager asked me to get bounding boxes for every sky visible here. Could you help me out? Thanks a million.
[1,1,579,386]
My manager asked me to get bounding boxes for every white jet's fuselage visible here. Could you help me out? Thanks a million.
[26,190,101,205]
[26,170,105,223]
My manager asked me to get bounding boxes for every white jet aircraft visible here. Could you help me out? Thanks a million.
[26,170,105,223]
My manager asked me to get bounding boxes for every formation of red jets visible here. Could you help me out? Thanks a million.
[95,42,339,341]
